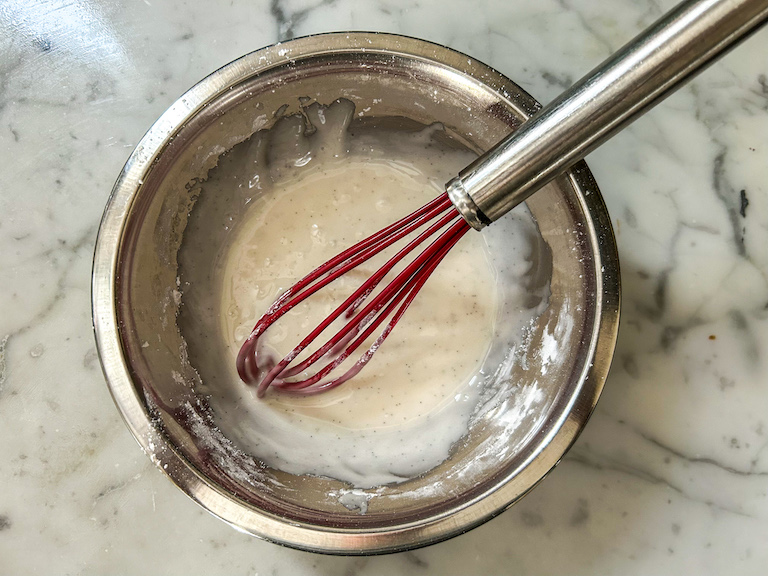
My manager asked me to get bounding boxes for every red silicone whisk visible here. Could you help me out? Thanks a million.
[237,0,768,396]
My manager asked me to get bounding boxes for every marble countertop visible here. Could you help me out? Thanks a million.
[1,0,767,573]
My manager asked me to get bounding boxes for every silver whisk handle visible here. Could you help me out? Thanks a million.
[448,0,768,229]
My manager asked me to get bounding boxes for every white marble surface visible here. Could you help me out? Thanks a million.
[1,0,767,573]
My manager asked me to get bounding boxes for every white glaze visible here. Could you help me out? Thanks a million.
[178,104,548,487]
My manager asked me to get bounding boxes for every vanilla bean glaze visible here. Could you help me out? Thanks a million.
[177,100,550,487]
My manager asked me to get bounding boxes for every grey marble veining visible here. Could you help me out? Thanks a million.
[1,0,767,573]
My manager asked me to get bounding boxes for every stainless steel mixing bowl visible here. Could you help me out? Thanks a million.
[92,32,620,554]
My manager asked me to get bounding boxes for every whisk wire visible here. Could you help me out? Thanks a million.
[237,192,469,396]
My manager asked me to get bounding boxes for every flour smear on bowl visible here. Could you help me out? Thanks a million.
[177,100,550,488]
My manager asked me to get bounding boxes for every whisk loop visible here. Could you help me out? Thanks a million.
[236,192,470,397]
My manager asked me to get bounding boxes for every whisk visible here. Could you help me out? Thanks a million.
[237,0,768,396]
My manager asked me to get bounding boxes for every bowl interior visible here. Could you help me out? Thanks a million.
[96,33,619,553]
